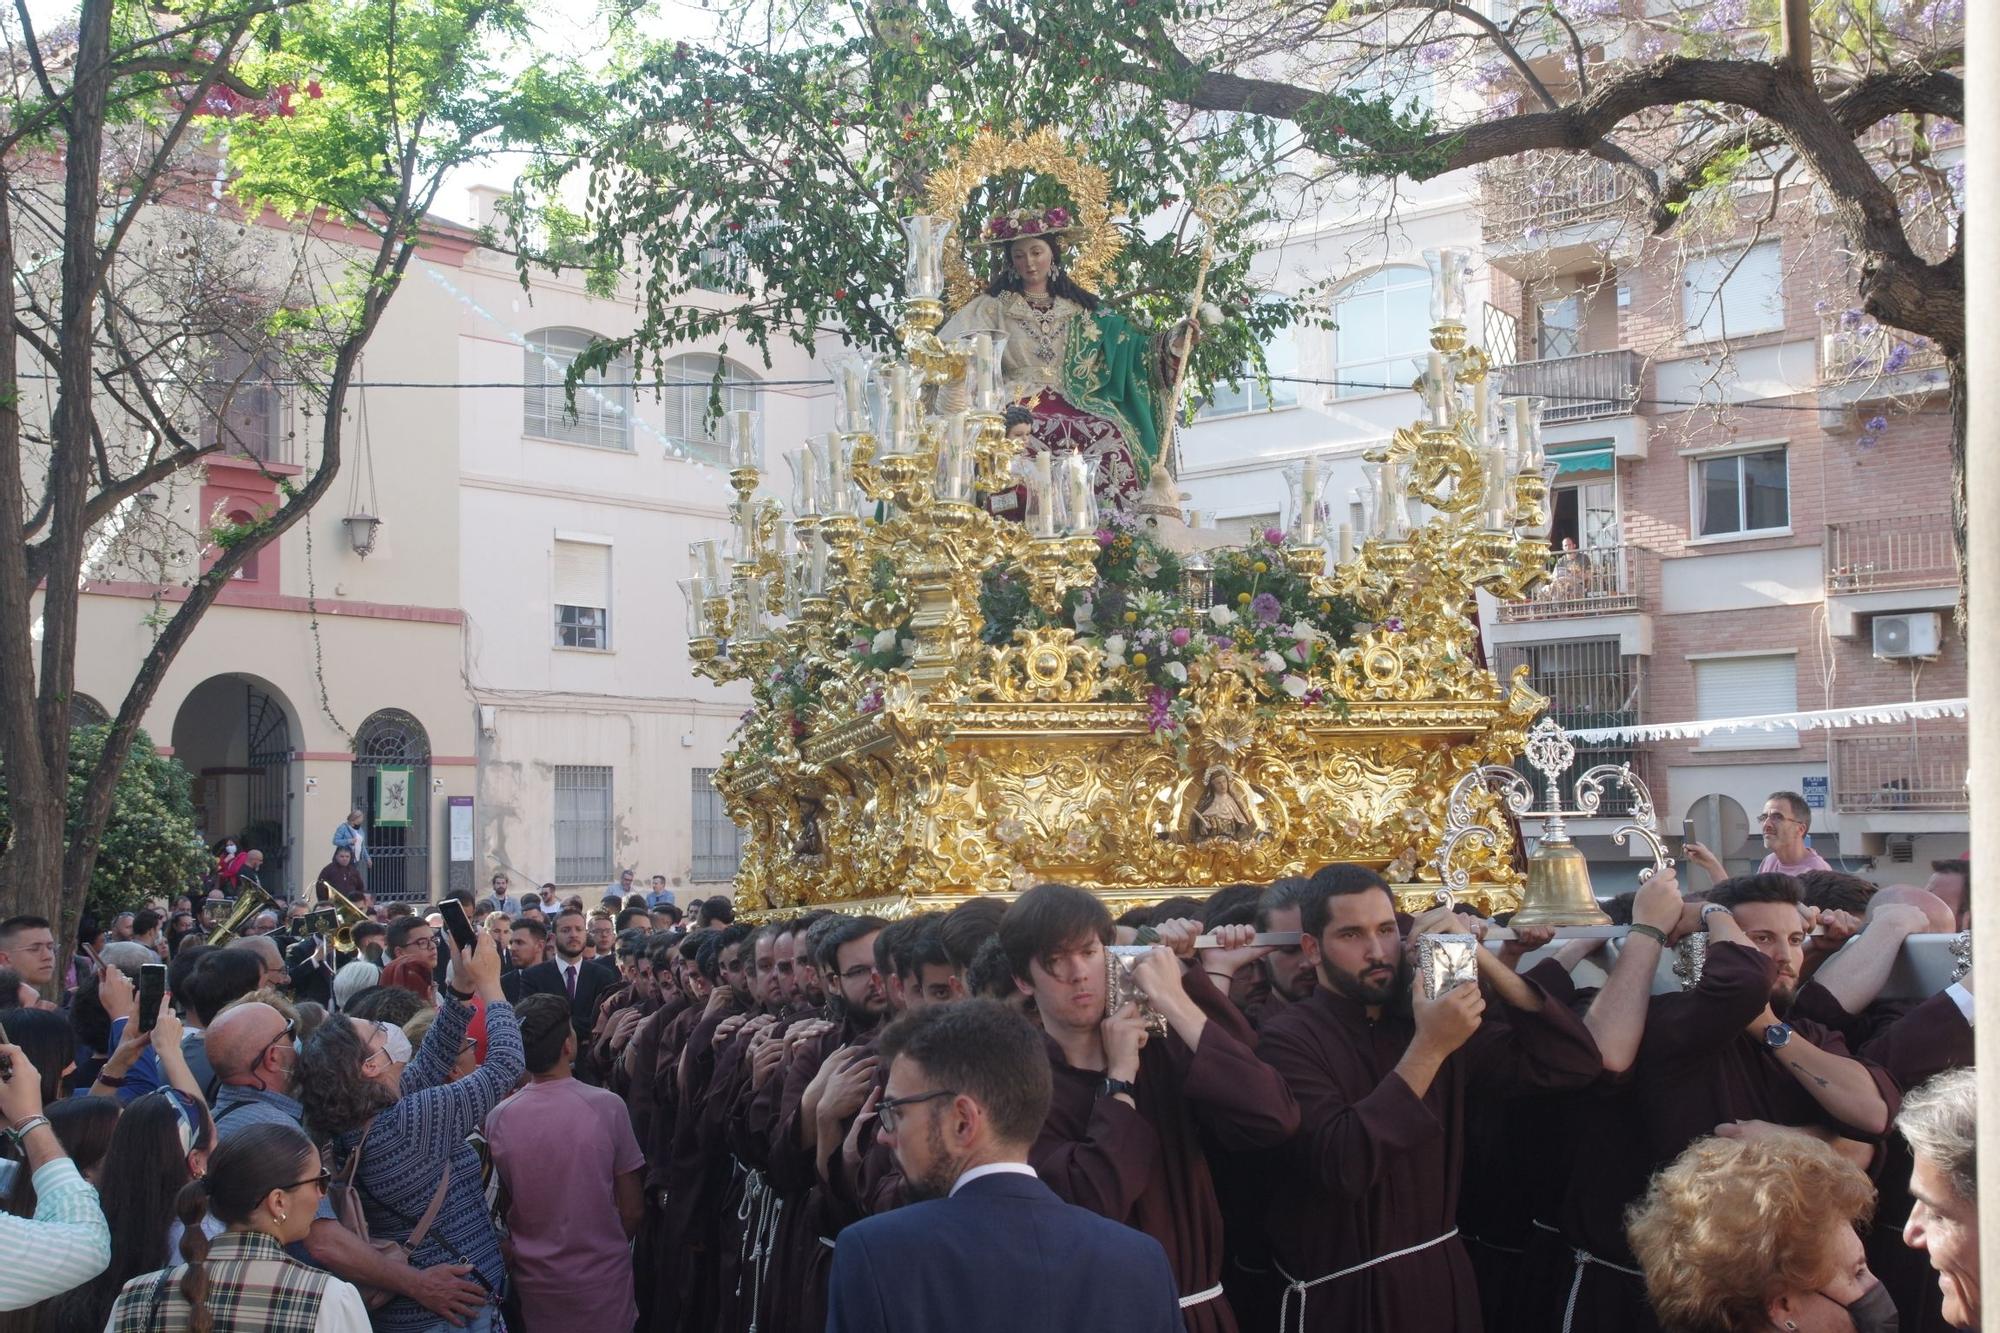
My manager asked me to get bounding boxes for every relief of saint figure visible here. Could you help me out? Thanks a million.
[1188,766,1257,843]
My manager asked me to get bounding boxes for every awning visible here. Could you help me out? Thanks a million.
[1551,444,1614,475]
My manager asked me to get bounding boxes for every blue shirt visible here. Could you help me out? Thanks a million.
[103,1018,163,1104]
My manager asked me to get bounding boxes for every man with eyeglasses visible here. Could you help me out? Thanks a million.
[204,1001,487,1324]
[827,999,1182,1333]
[1686,790,1831,885]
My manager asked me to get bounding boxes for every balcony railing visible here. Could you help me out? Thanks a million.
[1825,513,1957,594]
[1820,315,1947,385]
[1833,731,1969,814]
[1479,152,1632,241]
[1500,349,1641,423]
[1498,543,1644,623]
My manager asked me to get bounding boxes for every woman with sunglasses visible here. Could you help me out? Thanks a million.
[105,1121,369,1331]
[47,1082,217,1330]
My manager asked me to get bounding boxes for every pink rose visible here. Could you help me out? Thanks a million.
[1047,207,1070,225]
[1263,527,1286,546]
[1170,627,1191,648]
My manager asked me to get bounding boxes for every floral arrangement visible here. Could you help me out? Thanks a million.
[980,205,1074,244]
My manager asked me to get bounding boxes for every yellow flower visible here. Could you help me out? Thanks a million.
[1131,651,1148,667]
[1123,610,1138,624]
[1253,560,1268,574]
[1319,600,1332,613]
[1236,592,1252,605]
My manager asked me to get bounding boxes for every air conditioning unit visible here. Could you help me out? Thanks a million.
[1872,612,1941,660]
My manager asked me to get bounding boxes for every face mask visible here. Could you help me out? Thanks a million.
[224,843,237,855]
[1813,1281,1899,1333]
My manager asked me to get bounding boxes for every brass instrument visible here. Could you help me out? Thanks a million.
[205,885,274,946]
[315,881,371,954]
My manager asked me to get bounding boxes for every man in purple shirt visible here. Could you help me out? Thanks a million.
[1687,790,1831,885]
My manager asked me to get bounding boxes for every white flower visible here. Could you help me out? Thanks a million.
[1208,604,1238,628]
[871,628,900,655]
[1281,673,1310,698]
[1164,661,1188,683]
[1104,633,1127,658]
[1074,599,1098,632]
[1290,618,1322,642]
[1260,650,1287,674]
[1199,301,1224,327]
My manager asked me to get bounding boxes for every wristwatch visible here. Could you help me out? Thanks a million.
[1763,1022,1793,1049]
[1100,1076,1138,1101]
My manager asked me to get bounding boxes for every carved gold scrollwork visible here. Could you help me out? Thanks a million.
[969,627,1103,703]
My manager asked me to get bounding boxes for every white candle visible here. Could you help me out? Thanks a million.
[1300,456,1320,541]
[1031,453,1056,537]
[1337,522,1354,563]
[1473,375,1489,441]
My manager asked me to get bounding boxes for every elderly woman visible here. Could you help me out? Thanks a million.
[298,933,521,1333]
[1627,1131,1896,1332]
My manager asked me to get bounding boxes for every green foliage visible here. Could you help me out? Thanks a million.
[0,726,210,916]
[1295,90,1457,180]
[541,0,1307,412]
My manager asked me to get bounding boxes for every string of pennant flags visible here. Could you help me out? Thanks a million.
[1567,697,1969,745]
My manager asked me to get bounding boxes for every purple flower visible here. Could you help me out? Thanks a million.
[1262,527,1286,546]
[1865,415,1889,434]
[1145,687,1177,734]
[1046,206,1070,226]
[1882,343,1912,374]
[1385,617,1404,633]
[1170,626,1191,648]
[1251,592,1283,625]
[1095,527,1115,548]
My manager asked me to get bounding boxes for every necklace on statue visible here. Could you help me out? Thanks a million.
[1012,291,1067,373]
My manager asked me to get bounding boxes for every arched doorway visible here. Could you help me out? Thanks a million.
[351,709,431,902]
[170,675,297,897]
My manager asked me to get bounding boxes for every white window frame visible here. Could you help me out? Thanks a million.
[1686,442,1791,543]
[1331,266,1432,401]
[524,328,634,452]
[552,533,614,652]
[552,765,616,883]
[1680,239,1786,346]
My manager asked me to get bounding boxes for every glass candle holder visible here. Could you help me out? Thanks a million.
[785,447,819,519]
[1512,396,1546,472]
[1423,247,1472,325]
[1055,454,1099,535]
[1369,457,1413,542]
[677,576,706,639]
[881,362,923,458]
[1283,455,1329,544]
[936,413,976,503]
[1479,439,1516,533]
[690,538,729,590]
[830,354,875,435]
[1027,452,1057,538]
[724,408,760,470]
[967,331,1009,413]
[900,214,948,301]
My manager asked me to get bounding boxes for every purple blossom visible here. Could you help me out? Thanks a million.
[1692,0,1747,34]
[1211,636,1233,651]
[1170,626,1191,648]
[1095,527,1115,547]
[1882,343,1913,374]
[1262,527,1286,546]
[1251,592,1283,625]
[1385,617,1404,633]
[1864,415,1889,434]
[1146,687,1177,734]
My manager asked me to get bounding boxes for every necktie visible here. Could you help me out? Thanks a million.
[565,965,576,1001]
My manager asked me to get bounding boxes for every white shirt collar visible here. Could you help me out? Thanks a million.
[948,1161,1038,1197]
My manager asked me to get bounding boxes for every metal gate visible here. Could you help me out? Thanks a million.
[244,686,293,896]
[352,709,431,903]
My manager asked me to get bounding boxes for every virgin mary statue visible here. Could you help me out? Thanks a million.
[940,206,1195,509]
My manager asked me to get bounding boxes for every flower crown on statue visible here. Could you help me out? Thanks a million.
[980,205,1079,246]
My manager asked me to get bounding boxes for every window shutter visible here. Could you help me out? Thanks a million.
[1693,654,1798,748]
[553,539,610,609]
[1684,241,1783,340]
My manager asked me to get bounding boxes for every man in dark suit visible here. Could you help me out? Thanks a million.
[827,999,1183,1333]
[509,907,617,1052]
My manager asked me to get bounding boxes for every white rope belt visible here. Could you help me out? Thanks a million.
[1530,1219,1644,1333]
[1178,1283,1224,1310]
[1275,1228,1458,1333]
[819,1236,836,1250]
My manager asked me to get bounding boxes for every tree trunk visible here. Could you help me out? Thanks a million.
[1952,352,1968,631]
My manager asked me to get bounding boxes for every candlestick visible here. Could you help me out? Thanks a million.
[725,409,760,470]
[1029,453,1056,537]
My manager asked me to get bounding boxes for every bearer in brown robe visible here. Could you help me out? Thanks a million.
[1253,863,1601,1333]
[1001,882,1302,1333]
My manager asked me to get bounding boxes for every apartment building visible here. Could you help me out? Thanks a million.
[1183,104,1965,894]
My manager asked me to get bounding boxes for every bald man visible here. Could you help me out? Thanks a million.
[207,1002,307,1141]
[1868,885,1958,934]
[229,937,290,992]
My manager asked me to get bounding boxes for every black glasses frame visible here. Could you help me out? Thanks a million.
[875,1087,957,1133]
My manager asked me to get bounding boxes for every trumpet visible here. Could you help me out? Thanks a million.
[206,885,274,946]
[315,881,372,955]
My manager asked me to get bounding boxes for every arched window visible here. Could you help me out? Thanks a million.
[227,510,259,582]
[664,354,762,467]
[69,694,109,729]
[1332,266,1432,399]
[350,709,432,902]
[523,328,633,451]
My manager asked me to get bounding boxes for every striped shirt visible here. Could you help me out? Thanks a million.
[330,996,524,1332]
[0,1158,112,1311]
